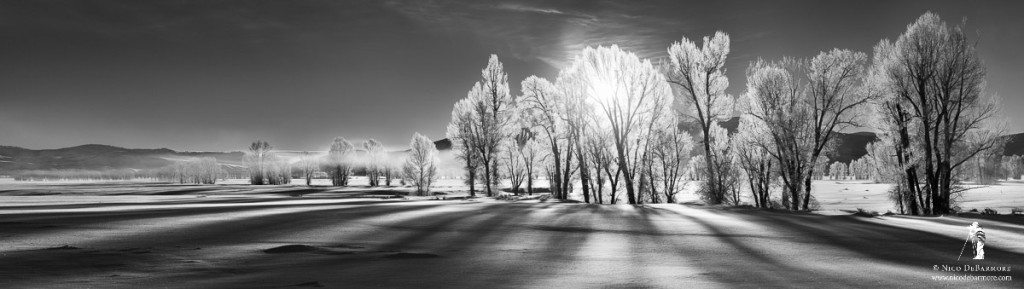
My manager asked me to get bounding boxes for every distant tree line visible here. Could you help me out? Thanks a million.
[241,134,437,195]
[170,157,221,184]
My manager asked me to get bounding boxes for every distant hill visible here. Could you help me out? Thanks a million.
[0,144,243,172]
[711,117,877,163]
[434,138,452,151]
[4,129,1019,173]
[1004,133,1024,156]
[829,132,879,163]
[0,139,453,173]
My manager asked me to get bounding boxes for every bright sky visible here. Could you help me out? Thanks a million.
[1,0,1022,151]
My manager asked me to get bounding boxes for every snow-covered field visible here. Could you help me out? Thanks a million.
[1,179,1022,288]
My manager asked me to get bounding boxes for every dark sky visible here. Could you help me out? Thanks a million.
[1,0,1022,151]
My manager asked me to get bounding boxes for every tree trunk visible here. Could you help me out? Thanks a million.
[578,151,591,203]
[526,172,532,195]
[701,126,718,204]
[802,173,813,211]
[483,165,493,197]
[468,168,477,197]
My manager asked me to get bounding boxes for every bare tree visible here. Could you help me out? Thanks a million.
[403,133,439,196]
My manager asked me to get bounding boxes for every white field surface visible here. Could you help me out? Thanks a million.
[1,178,1023,288]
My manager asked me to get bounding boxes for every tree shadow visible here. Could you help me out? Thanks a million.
[650,206,1024,287]
[724,208,1024,269]
[0,199,413,237]
[643,206,868,288]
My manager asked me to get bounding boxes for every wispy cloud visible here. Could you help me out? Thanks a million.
[494,3,565,15]
[381,0,689,70]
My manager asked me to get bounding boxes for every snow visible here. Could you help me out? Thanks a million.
[0,181,1022,287]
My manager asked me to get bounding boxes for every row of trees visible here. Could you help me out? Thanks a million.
[10,169,153,181]
[444,12,1003,214]
[448,48,696,204]
[736,13,1002,214]
[822,159,874,181]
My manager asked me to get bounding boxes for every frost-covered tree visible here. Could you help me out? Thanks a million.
[873,12,1002,214]
[798,49,873,209]
[265,155,292,185]
[479,55,514,196]
[383,154,401,187]
[449,55,516,197]
[572,45,674,204]
[245,140,273,185]
[733,116,775,208]
[742,58,814,210]
[173,157,220,184]
[519,75,574,199]
[500,104,533,195]
[299,152,319,186]
[403,133,439,196]
[517,125,546,196]
[651,114,694,204]
[502,132,528,195]
[829,162,847,180]
[363,139,386,187]
[557,66,599,203]
[446,97,482,196]
[582,117,615,204]
[324,137,355,186]
[1002,155,1023,180]
[667,32,734,204]
[742,47,873,210]
[703,123,740,205]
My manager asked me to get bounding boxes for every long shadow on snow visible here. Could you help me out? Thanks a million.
[0,196,358,211]
[898,214,1024,232]
[651,206,1023,288]
[724,208,1024,270]
[0,201,447,249]
[0,198,409,231]
[166,203,527,288]
[644,207,867,288]
[0,202,456,282]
